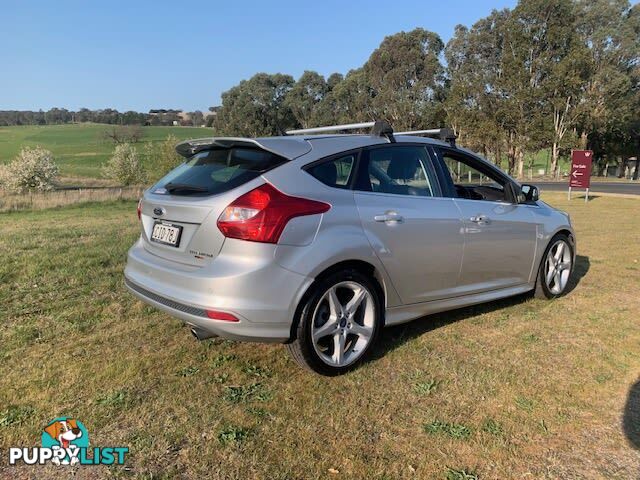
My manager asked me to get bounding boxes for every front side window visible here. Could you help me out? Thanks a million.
[355,146,438,197]
[151,148,285,196]
[440,151,508,202]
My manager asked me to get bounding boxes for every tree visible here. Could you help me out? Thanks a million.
[316,68,375,125]
[284,71,328,128]
[361,28,447,129]
[514,0,591,176]
[190,110,205,126]
[143,135,183,181]
[0,147,59,192]
[445,11,511,167]
[214,73,296,136]
[102,125,145,144]
[102,144,147,185]
[574,0,640,173]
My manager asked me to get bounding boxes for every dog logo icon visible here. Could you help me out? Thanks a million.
[41,418,89,465]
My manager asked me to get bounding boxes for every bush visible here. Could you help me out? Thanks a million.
[102,143,147,186]
[143,134,183,181]
[0,147,59,193]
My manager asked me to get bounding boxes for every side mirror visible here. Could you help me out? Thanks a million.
[520,184,539,203]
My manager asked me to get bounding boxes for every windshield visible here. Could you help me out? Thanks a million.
[151,147,286,196]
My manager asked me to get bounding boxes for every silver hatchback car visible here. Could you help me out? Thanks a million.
[125,121,575,375]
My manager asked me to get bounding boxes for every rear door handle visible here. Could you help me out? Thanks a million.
[374,212,404,223]
[469,214,489,225]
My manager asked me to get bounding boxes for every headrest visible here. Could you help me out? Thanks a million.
[314,161,337,185]
[387,151,419,180]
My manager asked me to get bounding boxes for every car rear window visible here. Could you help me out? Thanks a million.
[151,147,286,196]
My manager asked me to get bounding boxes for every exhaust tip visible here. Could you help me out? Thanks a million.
[190,326,217,341]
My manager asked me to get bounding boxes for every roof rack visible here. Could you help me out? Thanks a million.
[286,122,376,135]
[395,128,457,147]
[286,120,396,143]
[285,121,456,146]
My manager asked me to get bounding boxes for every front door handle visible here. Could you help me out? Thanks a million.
[469,214,490,225]
[374,212,404,223]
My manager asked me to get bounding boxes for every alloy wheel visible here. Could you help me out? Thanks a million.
[545,240,572,295]
[311,281,375,367]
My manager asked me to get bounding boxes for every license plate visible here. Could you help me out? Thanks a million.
[150,221,183,247]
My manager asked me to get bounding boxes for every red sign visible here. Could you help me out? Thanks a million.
[569,150,593,189]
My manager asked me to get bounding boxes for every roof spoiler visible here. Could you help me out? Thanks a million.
[286,122,456,146]
[174,137,312,160]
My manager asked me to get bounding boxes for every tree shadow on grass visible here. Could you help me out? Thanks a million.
[369,255,590,362]
[623,379,640,450]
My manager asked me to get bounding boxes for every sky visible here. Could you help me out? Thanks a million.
[1,0,517,112]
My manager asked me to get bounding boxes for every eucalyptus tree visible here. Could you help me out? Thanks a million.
[525,0,591,176]
[445,10,511,169]
[360,28,447,130]
[284,71,329,129]
[497,0,587,178]
[574,0,640,171]
[214,73,296,136]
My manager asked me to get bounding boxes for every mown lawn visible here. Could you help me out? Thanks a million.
[0,193,639,479]
[0,124,208,179]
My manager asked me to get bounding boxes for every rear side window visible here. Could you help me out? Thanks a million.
[307,154,356,189]
[151,148,286,196]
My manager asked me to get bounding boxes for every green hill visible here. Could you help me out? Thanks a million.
[0,124,209,179]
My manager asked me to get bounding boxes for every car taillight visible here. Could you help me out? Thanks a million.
[137,199,142,220]
[217,183,330,244]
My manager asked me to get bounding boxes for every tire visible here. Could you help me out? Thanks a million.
[534,233,574,299]
[286,269,383,375]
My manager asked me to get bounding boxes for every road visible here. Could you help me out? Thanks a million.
[535,181,640,195]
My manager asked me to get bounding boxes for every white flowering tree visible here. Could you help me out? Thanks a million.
[102,143,147,186]
[143,134,182,181]
[0,147,59,192]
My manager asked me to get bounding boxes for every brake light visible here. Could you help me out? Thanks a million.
[217,183,330,244]
[137,199,142,221]
[205,309,239,322]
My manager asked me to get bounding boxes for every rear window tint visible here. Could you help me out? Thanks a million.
[307,154,356,189]
[151,148,286,196]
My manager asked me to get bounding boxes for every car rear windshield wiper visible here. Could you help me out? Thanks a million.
[164,182,209,194]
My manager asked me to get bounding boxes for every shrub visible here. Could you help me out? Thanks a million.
[143,134,183,181]
[102,143,147,185]
[0,147,59,192]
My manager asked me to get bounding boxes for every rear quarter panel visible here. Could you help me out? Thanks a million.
[264,161,403,308]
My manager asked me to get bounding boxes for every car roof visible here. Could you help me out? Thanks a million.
[175,134,449,161]
[175,134,518,184]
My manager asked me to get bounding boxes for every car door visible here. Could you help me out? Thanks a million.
[353,144,465,304]
[433,146,537,294]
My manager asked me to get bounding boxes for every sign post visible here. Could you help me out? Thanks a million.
[569,150,593,202]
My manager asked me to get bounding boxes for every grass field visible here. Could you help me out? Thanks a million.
[1,193,639,479]
[0,124,209,179]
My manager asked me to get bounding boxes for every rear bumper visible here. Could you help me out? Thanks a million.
[124,237,313,342]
